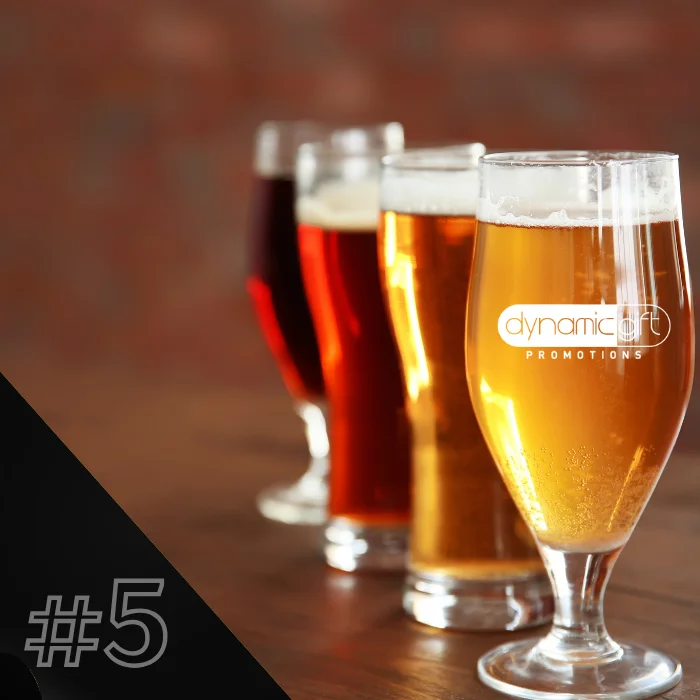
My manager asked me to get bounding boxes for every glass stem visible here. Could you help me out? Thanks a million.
[294,400,329,486]
[537,543,623,664]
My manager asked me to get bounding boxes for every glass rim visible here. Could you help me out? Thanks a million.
[481,150,679,167]
[403,139,484,150]
[382,143,486,172]
[298,141,398,159]
[255,119,328,137]
[296,122,404,157]
[256,118,322,128]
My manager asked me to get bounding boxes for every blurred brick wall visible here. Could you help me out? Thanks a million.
[2,0,700,383]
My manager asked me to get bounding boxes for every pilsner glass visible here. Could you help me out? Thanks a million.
[378,146,553,630]
[247,120,333,525]
[296,124,411,571]
[466,151,694,699]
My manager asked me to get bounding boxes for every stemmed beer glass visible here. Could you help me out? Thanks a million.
[466,151,694,698]
[247,121,332,525]
[248,121,406,526]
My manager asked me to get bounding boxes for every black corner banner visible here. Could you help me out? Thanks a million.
[0,373,290,699]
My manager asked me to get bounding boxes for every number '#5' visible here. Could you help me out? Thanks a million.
[103,579,168,668]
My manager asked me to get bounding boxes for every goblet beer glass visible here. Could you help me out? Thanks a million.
[247,120,332,525]
[466,151,694,699]
[378,146,552,630]
[296,124,411,571]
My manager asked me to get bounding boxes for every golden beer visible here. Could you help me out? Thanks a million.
[471,151,692,700]
[466,219,694,553]
[380,210,543,578]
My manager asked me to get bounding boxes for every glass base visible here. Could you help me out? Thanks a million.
[404,571,553,631]
[478,638,682,700]
[324,518,408,572]
[256,469,327,525]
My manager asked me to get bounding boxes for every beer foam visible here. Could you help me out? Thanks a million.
[478,198,679,228]
[478,159,680,227]
[296,180,380,231]
[380,169,479,216]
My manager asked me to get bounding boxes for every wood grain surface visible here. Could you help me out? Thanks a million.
[1,307,699,700]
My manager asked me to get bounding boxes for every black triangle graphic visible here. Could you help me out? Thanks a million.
[0,372,290,699]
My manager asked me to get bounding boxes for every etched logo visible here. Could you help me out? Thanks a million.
[498,304,670,349]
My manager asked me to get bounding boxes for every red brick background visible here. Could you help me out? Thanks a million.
[2,0,700,385]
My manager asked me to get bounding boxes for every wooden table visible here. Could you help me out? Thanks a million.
[2,308,699,700]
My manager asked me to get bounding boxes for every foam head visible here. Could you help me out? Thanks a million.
[295,126,405,232]
[478,151,681,227]
[296,180,381,231]
[380,145,486,216]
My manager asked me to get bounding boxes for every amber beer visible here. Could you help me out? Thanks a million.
[380,210,542,577]
[379,148,551,630]
[296,174,411,571]
[295,127,408,571]
[467,218,694,553]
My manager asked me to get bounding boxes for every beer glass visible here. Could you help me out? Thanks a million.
[378,146,552,630]
[247,120,333,525]
[296,123,410,571]
[466,151,694,698]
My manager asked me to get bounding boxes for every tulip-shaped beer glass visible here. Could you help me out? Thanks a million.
[247,120,333,525]
[466,152,694,699]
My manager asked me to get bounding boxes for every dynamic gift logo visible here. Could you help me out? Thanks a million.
[498,304,670,348]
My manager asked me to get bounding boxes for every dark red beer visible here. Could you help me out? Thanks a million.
[247,176,325,402]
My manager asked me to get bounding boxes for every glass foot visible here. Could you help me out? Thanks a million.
[256,471,327,525]
[324,518,408,572]
[404,571,553,631]
[478,638,682,700]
